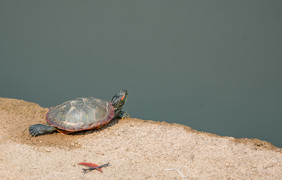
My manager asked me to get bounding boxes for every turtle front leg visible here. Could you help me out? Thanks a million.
[29,124,56,137]
[114,106,129,119]
[118,110,129,119]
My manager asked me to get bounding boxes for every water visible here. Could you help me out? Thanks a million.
[0,1,281,147]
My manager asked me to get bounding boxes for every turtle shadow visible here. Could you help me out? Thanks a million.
[25,118,121,138]
[68,118,121,136]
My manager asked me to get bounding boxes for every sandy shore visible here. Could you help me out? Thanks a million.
[0,98,281,179]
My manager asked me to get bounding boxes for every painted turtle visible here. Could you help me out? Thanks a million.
[29,89,128,136]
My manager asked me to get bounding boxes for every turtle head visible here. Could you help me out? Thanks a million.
[111,89,128,109]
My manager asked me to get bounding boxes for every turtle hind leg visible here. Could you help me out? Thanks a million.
[29,124,56,136]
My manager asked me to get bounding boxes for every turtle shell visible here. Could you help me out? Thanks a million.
[46,97,115,132]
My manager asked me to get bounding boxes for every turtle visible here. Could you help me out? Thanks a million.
[29,89,128,136]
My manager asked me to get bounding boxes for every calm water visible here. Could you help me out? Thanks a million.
[0,1,281,147]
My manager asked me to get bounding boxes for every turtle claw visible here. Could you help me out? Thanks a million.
[120,111,129,119]
[29,124,40,137]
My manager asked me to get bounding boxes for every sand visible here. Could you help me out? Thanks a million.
[0,97,281,180]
